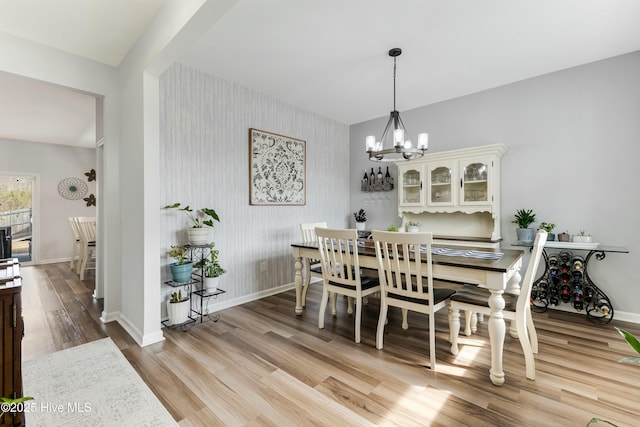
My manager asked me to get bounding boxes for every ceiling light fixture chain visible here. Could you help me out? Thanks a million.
[365,47,428,162]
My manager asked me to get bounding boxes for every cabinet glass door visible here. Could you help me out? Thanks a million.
[460,159,490,205]
[400,168,423,206]
[428,164,453,206]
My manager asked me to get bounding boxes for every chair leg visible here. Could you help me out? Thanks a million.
[449,307,460,355]
[376,297,388,350]
[401,308,409,330]
[318,286,329,329]
[516,313,536,380]
[429,310,436,370]
[80,246,90,280]
[331,292,337,316]
[526,305,539,354]
[354,296,362,343]
[347,296,353,314]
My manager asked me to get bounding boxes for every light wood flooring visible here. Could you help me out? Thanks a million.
[21,263,640,426]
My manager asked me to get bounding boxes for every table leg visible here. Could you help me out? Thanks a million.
[507,268,522,338]
[488,288,506,386]
[294,256,304,315]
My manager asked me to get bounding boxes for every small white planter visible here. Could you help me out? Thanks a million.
[355,222,366,231]
[572,235,593,243]
[203,276,220,292]
[167,299,190,325]
[407,226,419,233]
[187,228,211,245]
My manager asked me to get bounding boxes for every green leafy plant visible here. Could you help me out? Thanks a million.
[195,244,226,278]
[387,224,399,232]
[538,222,555,232]
[616,327,640,363]
[168,245,188,265]
[511,209,536,229]
[408,221,421,227]
[579,230,591,237]
[587,327,640,426]
[170,290,188,303]
[353,209,367,223]
[164,203,220,228]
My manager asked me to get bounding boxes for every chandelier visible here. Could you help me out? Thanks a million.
[365,48,428,162]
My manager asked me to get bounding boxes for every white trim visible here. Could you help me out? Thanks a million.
[161,283,296,324]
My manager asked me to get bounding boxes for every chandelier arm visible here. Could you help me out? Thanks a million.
[379,114,395,144]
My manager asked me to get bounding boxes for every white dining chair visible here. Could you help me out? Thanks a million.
[299,222,327,307]
[68,216,82,269]
[75,216,97,280]
[448,230,547,380]
[372,230,455,370]
[316,227,380,343]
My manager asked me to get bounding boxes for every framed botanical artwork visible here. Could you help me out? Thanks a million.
[249,128,306,205]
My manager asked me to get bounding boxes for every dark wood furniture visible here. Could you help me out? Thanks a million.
[0,258,23,427]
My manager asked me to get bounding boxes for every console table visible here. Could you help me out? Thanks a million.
[514,242,628,324]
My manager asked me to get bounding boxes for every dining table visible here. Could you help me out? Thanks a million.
[291,239,525,386]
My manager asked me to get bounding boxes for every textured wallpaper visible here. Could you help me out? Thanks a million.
[159,63,349,307]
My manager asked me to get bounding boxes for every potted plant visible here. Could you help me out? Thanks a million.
[164,202,220,245]
[166,290,190,325]
[353,209,367,231]
[168,245,193,283]
[538,222,556,241]
[407,221,421,232]
[387,224,399,232]
[573,230,593,243]
[195,244,226,291]
[512,208,536,243]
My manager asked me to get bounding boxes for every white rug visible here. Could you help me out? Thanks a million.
[22,338,177,427]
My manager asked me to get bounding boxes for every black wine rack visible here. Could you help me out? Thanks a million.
[530,249,614,324]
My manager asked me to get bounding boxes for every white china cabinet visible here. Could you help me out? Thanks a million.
[396,144,506,246]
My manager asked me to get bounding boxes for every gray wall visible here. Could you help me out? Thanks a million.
[159,63,349,308]
[0,138,96,263]
[350,51,640,319]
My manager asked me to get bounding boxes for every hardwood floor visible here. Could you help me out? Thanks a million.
[21,263,640,426]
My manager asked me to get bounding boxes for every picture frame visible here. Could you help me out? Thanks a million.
[249,128,306,206]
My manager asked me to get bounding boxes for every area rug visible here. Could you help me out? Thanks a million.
[22,338,177,427]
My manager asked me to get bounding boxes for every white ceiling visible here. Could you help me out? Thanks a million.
[1,0,640,147]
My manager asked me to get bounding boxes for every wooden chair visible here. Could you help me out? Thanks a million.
[316,227,380,343]
[372,230,455,370]
[68,217,82,269]
[299,222,327,308]
[75,216,97,280]
[448,230,547,380]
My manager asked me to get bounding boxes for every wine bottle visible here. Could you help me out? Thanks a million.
[362,169,369,192]
[370,168,375,185]
[377,167,383,183]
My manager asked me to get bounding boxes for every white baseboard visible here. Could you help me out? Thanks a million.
[161,282,296,323]
[613,310,640,325]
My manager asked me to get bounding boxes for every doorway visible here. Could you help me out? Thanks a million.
[0,175,35,263]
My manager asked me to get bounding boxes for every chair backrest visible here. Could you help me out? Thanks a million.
[68,217,81,240]
[76,217,97,244]
[300,222,327,242]
[517,230,547,313]
[372,230,435,305]
[315,227,361,290]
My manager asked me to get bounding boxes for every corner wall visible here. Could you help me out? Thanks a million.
[350,51,640,320]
